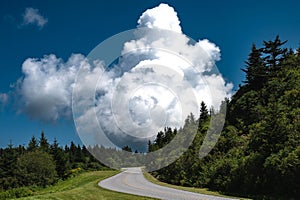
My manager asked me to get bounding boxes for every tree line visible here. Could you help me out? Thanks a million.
[0,132,105,192]
[148,36,300,199]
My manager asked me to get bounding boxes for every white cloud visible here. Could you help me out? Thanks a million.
[72,4,233,149]
[22,7,48,28]
[138,3,182,33]
[14,3,233,150]
[18,54,89,121]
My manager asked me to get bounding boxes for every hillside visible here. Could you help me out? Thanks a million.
[149,36,300,199]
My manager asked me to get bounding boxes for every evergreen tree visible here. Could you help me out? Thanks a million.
[0,143,19,189]
[241,44,266,89]
[27,136,38,151]
[75,144,85,163]
[262,35,287,73]
[50,138,70,179]
[151,38,300,199]
[199,101,209,125]
[68,141,77,166]
[39,132,49,152]
[155,131,164,148]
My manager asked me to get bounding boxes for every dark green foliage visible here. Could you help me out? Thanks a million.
[50,138,70,179]
[241,44,266,89]
[151,37,300,199]
[39,131,49,152]
[262,35,287,72]
[199,101,209,122]
[0,143,19,189]
[0,187,33,199]
[148,127,177,152]
[0,132,105,194]
[16,150,58,187]
[27,136,38,151]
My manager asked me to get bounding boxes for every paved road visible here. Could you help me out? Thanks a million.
[99,167,236,200]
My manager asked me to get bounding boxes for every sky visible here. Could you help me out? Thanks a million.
[1,0,300,148]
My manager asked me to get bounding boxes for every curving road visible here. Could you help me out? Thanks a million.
[99,167,236,200]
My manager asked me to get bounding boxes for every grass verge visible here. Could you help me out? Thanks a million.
[15,171,157,200]
[142,171,251,200]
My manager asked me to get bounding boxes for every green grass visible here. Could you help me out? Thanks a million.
[6,170,251,200]
[142,171,251,200]
[15,171,157,200]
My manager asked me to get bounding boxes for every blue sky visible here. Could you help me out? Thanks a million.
[1,0,300,147]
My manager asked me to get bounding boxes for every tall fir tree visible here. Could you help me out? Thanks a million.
[242,44,266,89]
[39,132,49,152]
[27,136,38,151]
[199,101,208,122]
[262,35,287,73]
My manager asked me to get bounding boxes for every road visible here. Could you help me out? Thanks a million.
[99,167,236,200]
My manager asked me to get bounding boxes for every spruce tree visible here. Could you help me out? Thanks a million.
[27,136,38,151]
[242,44,266,89]
[199,101,208,122]
[39,132,49,152]
[262,35,287,73]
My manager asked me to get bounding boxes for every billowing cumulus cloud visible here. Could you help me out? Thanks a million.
[72,3,233,150]
[18,54,86,121]
[22,7,48,28]
[14,3,233,150]
[138,3,182,33]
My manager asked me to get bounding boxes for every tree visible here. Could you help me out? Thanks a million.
[27,136,38,151]
[68,141,77,166]
[0,143,19,189]
[241,44,266,89]
[39,132,49,152]
[199,101,209,126]
[17,150,57,187]
[50,138,70,179]
[151,38,300,199]
[262,35,287,73]
[155,131,164,148]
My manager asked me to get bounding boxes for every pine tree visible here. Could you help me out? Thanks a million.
[0,143,19,189]
[262,35,287,73]
[199,101,209,122]
[27,136,38,151]
[69,142,77,166]
[242,44,266,89]
[155,131,164,148]
[39,132,49,152]
[50,138,70,179]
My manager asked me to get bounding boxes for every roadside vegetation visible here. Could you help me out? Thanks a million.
[147,36,300,200]
[14,171,156,200]
[0,132,107,199]
[142,170,248,199]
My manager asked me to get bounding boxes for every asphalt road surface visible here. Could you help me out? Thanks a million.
[99,167,236,200]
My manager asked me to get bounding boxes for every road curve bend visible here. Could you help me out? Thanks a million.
[99,167,236,200]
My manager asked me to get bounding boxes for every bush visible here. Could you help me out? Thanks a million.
[0,187,33,199]
[17,150,58,187]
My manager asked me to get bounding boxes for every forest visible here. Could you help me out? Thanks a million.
[0,132,106,198]
[148,36,300,199]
